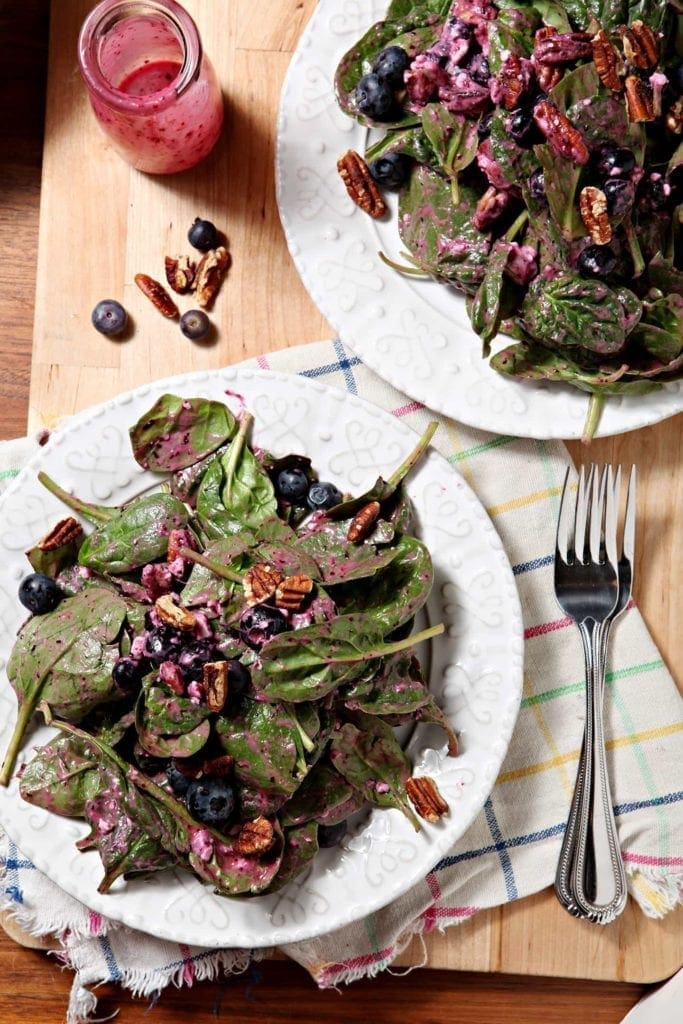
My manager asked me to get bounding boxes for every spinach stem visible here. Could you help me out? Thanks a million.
[222,412,253,506]
[581,394,604,445]
[387,422,439,489]
[378,250,430,277]
[0,699,37,786]
[290,708,316,754]
[623,217,645,277]
[37,470,118,524]
[178,547,244,585]
[504,209,529,242]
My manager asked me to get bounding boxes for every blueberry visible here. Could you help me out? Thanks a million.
[275,467,309,503]
[603,178,635,217]
[188,217,218,252]
[180,309,211,341]
[369,153,411,190]
[18,573,63,615]
[186,777,235,829]
[134,744,167,776]
[355,73,394,120]
[507,107,542,148]
[91,299,127,337]
[477,111,493,140]
[224,658,251,712]
[318,820,347,847]
[144,626,183,662]
[372,45,410,89]
[112,656,142,691]
[642,175,672,210]
[578,244,617,278]
[528,167,546,202]
[467,53,490,86]
[306,481,342,511]
[595,146,636,179]
[166,761,192,796]
[178,640,220,681]
[239,605,289,648]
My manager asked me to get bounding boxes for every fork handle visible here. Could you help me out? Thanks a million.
[570,619,627,921]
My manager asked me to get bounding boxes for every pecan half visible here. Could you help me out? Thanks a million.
[164,255,196,294]
[203,661,229,712]
[591,29,623,92]
[495,53,531,110]
[337,150,387,218]
[274,573,314,611]
[235,816,275,856]
[624,75,655,122]
[134,273,179,318]
[37,517,83,551]
[155,593,196,631]
[621,20,659,70]
[533,100,589,164]
[406,776,449,823]
[473,186,516,231]
[665,97,683,134]
[535,62,563,92]
[194,246,231,309]
[533,30,592,65]
[347,500,381,543]
[244,563,285,606]
[579,186,612,245]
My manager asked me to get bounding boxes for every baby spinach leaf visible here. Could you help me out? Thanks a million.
[630,294,683,363]
[344,650,433,716]
[329,718,419,830]
[215,699,306,816]
[129,394,237,472]
[188,819,284,896]
[421,105,479,181]
[297,525,405,586]
[78,493,190,573]
[491,340,658,393]
[19,734,111,817]
[171,444,228,507]
[265,821,319,892]
[471,241,516,356]
[280,761,363,827]
[0,587,127,786]
[26,529,82,579]
[518,274,628,355]
[365,125,437,168]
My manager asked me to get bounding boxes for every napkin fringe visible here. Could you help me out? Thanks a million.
[627,866,683,919]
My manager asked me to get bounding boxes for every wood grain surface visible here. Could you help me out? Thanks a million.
[0,1,680,1021]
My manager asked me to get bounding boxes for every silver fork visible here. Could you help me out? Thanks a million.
[552,465,628,923]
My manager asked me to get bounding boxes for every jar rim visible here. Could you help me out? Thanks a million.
[77,0,202,114]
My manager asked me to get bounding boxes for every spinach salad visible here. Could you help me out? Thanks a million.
[0,394,457,897]
[335,0,683,438]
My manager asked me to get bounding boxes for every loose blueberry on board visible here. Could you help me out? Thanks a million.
[372,45,409,89]
[306,481,342,511]
[91,299,128,337]
[578,244,618,278]
[186,778,236,829]
[18,573,63,615]
[275,467,309,502]
[355,73,394,120]
[188,217,218,252]
[239,605,289,647]
[180,309,211,341]
[369,153,411,190]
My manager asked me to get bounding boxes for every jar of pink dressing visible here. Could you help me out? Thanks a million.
[78,0,224,174]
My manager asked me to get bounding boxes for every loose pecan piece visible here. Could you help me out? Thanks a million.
[621,20,659,70]
[337,150,387,218]
[406,776,449,823]
[235,816,275,856]
[347,500,381,543]
[164,254,196,294]
[591,29,623,92]
[624,75,655,122]
[274,573,314,611]
[194,246,231,309]
[37,517,83,551]
[134,273,179,318]
[155,593,196,631]
[203,661,229,712]
[533,101,589,164]
[244,563,285,606]
[579,186,612,245]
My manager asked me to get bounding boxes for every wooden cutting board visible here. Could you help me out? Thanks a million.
[27,0,682,983]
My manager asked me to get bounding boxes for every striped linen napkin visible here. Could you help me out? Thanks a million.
[1,339,682,1023]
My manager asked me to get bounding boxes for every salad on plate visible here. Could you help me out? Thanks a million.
[0,392,457,898]
[335,0,683,439]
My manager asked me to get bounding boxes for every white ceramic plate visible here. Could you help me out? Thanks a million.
[0,367,522,947]
[276,0,683,439]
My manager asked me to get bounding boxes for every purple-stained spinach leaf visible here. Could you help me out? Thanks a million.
[78,493,190,573]
[129,394,237,472]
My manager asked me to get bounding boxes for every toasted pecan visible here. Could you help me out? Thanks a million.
[134,273,179,318]
[337,150,387,218]
[406,776,449,823]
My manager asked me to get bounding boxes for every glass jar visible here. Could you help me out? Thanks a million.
[78,0,224,174]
